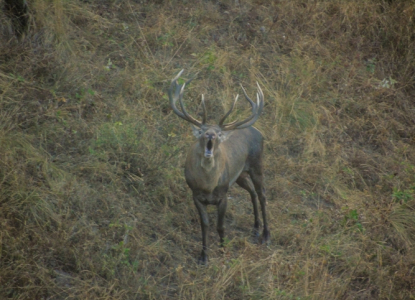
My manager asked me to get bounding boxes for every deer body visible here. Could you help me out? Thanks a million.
[168,70,270,264]
[185,127,262,197]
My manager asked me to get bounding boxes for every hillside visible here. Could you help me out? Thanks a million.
[1,0,415,299]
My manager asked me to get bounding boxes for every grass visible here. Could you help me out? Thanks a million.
[1,0,415,299]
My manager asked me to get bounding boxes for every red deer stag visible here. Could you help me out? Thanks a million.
[168,70,270,264]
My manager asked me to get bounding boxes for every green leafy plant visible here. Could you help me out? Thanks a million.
[342,209,364,232]
[392,187,413,203]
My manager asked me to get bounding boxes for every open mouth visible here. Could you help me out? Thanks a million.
[204,140,213,158]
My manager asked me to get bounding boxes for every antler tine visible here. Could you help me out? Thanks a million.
[221,83,263,131]
[178,83,204,126]
[229,82,264,130]
[240,84,256,107]
[171,69,184,83]
[218,94,239,126]
[169,70,188,121]
[168,69,204,127]
[201,94,207,124]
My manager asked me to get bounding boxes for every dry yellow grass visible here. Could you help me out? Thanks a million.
[1,0,415,299]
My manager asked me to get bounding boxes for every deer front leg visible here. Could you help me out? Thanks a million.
[217,197,228,247]
[193,197,209,264]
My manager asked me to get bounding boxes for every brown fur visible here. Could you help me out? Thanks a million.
[168,71,270,264]
[185,126,270,264]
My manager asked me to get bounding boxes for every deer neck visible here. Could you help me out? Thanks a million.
[199,146,224,173]
[185,143,227,194]
[200,156,215,171]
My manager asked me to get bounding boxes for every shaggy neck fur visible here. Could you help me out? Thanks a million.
[200,156,215,171]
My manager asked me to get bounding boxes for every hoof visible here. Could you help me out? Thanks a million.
[198,257,208,265]
[261,230,271,245]
[251,228,260,238]
[198,254,208,265]
[251,228,260,244]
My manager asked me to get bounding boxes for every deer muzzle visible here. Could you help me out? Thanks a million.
[204,139,214,158]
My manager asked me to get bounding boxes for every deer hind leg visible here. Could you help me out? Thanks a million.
[216,196,227,247]
[236,172,260,237]
[249,169,270,244]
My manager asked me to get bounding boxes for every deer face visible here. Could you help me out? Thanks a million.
[192,125,230,158]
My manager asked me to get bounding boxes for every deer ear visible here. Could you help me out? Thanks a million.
[218,131,231,142]
[191,125,203,138]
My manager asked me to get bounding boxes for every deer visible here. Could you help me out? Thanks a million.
[168,70,270,264]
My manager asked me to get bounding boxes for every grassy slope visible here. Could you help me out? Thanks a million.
[1,0,415,299]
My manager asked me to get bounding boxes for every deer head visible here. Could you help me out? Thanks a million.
[168,69,264,159]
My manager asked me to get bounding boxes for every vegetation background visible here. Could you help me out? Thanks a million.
[1,0,415,299]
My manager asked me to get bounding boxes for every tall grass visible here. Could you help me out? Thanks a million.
[1,0,415,299]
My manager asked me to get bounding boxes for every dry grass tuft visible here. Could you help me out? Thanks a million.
[1,0,415,299]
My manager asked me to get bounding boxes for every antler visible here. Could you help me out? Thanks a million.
[169,69,206,127]
[220,82,264,131]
